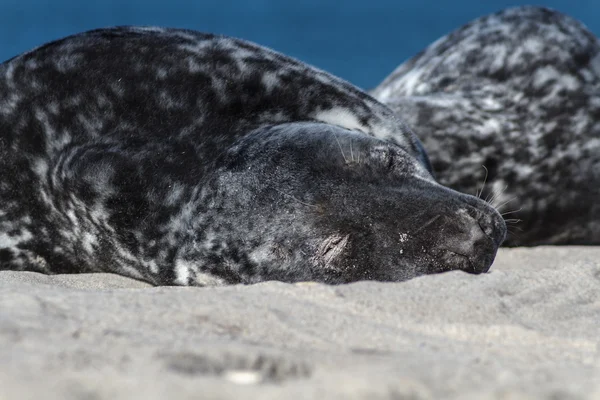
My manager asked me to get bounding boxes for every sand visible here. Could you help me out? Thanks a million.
[1,246,599,399]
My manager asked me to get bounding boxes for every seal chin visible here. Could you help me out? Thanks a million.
[436,248,495,275]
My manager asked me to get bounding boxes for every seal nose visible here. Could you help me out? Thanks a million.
[430,208,504,274]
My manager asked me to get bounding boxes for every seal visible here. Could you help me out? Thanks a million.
[371,6,600,246]
[0,27,505,286]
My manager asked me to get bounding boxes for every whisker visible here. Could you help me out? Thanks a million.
[476,165,488,199]
[504,218,522,224]
[484,186,496,203]
[494,196,517,211]
[489,185,508,207]
[333,133,348,164]
[501,207,523,216]
[506,230,519,239]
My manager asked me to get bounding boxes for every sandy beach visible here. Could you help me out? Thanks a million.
[1,246,598,399]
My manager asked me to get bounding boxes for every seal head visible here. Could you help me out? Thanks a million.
[175,122,506,284]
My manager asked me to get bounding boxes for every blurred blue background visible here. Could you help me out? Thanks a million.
[1,1,599,89]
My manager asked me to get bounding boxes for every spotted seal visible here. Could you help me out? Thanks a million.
[0,27,505,286]
[372,6,600,246]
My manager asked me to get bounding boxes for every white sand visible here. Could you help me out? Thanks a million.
[1,246,599,399]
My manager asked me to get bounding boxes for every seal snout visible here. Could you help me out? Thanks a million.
[430,208,505,274]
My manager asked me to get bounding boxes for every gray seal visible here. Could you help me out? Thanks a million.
[0,27,505,285]
[372,6,600,246]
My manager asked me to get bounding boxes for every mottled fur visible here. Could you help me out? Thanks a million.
[372,6,600,245]
[0,27,505,285]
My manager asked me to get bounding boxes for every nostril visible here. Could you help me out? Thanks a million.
[470,221,499,273]
[443,213,488,256]
[461,204,507,247]
[432,210,499,274]
[477,220,490,237]
[478,210,507,247]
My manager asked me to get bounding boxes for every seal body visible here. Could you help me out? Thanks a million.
[0,27,505,285]
[372,6,600,246]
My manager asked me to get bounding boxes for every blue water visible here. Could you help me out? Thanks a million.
[2,1,599,88]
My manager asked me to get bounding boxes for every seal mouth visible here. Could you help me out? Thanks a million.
[438,249,492,274]
[435,224,498,274]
